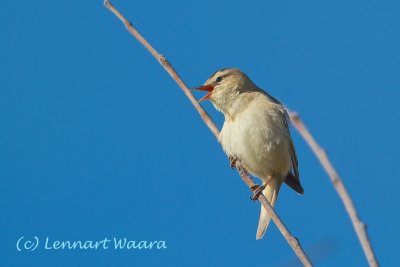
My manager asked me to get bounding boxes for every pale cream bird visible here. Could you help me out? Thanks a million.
[193,68,304,239]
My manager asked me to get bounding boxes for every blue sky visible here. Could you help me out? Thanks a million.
[1,0,399,266]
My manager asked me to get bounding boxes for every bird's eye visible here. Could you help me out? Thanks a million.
[215,76,223,83]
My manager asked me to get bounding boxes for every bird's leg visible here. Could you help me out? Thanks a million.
[250,185,265,201]
[228,155,238,169]
[250,175,273,202]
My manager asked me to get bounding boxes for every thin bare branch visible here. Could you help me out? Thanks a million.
[103,1,218,139]
[104,1,312,266]
[289,112,379,267]
[235,162,312,266]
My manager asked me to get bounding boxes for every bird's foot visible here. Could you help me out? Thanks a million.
[228,155,238,169]
[250,184,266,202]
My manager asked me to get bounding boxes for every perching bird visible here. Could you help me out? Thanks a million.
[193,68,304,239]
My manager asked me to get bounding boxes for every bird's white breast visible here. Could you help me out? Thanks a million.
[219,96,291,181]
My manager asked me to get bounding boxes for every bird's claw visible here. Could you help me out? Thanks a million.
[229,155,238,169]
[250,184,266,202]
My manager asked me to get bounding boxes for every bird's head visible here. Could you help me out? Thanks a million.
[193,68,254,114]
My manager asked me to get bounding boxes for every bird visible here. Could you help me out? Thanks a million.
[193,68,304,239]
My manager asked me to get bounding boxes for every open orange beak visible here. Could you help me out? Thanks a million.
[192,85,214,103]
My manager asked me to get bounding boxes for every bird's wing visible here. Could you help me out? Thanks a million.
[283,108,304,194]
[289,137,300,182]
[285,137,304,194]
[266,97,304,194]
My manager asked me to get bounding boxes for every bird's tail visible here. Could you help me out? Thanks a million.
[256,178,283,240]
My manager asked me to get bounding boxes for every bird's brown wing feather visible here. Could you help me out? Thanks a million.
[285,172,304,194]
[271,103,304,194]
[284,138,304,194]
